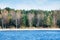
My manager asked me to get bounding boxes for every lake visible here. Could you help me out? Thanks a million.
[0,30,60,40]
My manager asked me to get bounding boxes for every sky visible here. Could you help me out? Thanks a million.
[0,0,60,10]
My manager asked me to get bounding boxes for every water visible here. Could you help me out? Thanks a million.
[0,30,60,40]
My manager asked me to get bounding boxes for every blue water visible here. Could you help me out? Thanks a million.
[0,30,60,40]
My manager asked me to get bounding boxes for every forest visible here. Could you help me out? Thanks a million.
[0,7,60,28]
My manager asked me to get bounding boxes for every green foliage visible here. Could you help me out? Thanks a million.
[5,7,14,12]
[0,9,1,14]
[32,15,37,27]
[22,14,29,27]
[57,20,60,27]
[43,11,53,27]
[5,7,11,11]
[8,13,12,20]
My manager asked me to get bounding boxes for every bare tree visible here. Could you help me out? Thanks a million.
[16,10,22,28]
[28,13,34,27]
[1,9,9,28]
[9,10,16,28]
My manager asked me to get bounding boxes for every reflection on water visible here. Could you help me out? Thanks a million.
[0,30,60,40]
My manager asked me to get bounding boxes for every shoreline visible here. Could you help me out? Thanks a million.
[0,28,60,31]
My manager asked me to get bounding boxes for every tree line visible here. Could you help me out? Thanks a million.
[0,7,60,28]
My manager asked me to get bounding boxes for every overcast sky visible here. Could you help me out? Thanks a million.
[0,0,60,10]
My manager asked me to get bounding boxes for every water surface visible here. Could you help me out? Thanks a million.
[0,30,60,40]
